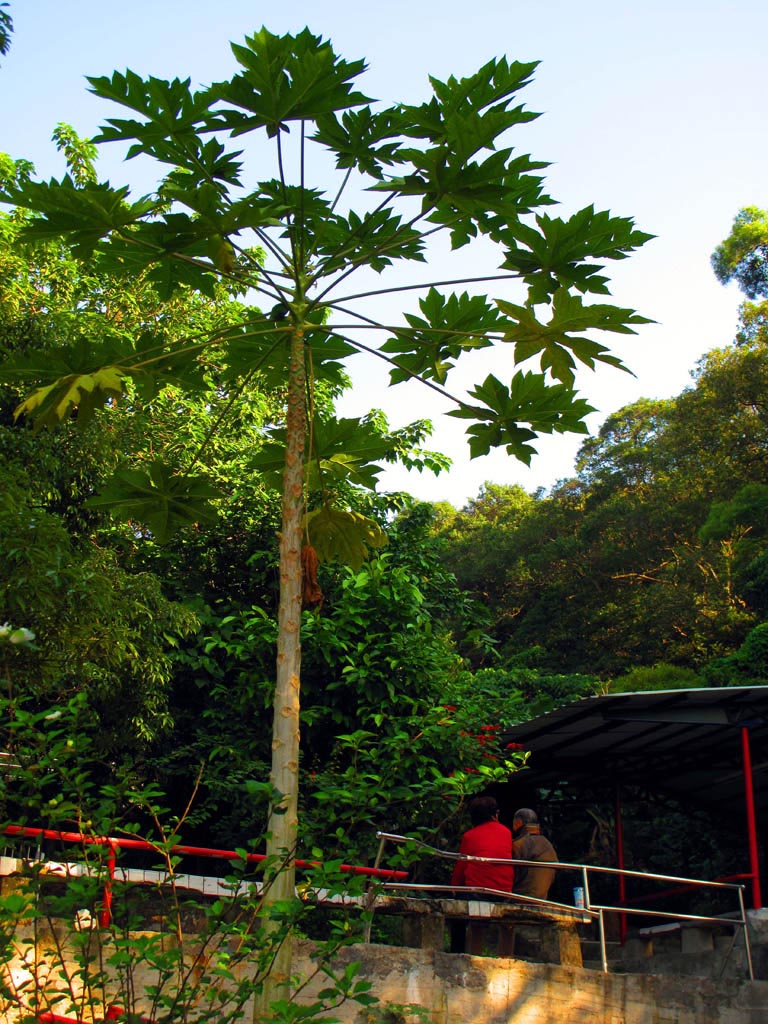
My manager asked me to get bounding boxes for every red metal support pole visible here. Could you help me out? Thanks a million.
[741,726,762,909]
[99,840,116,928]
[614,781,627,944]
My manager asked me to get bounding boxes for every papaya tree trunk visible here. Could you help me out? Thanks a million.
[255,323,305,1021]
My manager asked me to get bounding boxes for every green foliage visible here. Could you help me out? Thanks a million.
[0,204,256,749]
[434,301,768,677]
[358,1003,431,1024]
[446,662,598,721]
[301,710,523,862]
[703,623,768,686]
[0,701,379,1024]
[300,554,458,726]
[0,479,197,748]
[712,206,768,300]
[52,124,98,187]
[162,535,523,856]
[608,663,704,693]
[700,483,768,543]
[85,461,222,543]
[441,667,525,729]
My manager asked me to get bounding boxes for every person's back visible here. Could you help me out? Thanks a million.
[451,796,513,893]
[512,808,557,900]
[450,795,513,954]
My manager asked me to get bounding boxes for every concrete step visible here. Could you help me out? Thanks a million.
[581,939,624,972]
[581,939,622,957]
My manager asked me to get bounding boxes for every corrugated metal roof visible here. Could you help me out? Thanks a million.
[501,686,768,817]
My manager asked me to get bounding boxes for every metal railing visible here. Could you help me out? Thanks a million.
[2,824,753,979]
[373,831,754,979]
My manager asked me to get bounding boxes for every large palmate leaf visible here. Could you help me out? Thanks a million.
[500,206,655,302]
[372,147,548,251]
[1,177,233,300]
[448,371,595,463]
[382,289,507,384]
[306,416,411,489]
[313,107,406,178]
[379,144,512,201]
[423,58,541,163]
[14,366,130,430]
[0,336,128,387]
[251,416,406,491]
[2,333,208,429]
[397,58,539,152]
[221,322,354,391]
[89,216,236,298]
[0,176,157,256]
[88,72,233,178]
[214,28,371,138]
[303,506,387,569]
[85,461,222,542]
[313,207,426,276]
[497,289,652,387]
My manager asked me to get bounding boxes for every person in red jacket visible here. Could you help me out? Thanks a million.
[451,795,514,893]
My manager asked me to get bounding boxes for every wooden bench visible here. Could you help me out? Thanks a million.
[370,893,592,966]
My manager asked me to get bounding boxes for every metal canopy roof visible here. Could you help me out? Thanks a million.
[502,686,768,819]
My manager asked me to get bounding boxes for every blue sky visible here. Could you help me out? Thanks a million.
[2,1,765,506]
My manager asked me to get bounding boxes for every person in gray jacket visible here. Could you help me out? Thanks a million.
[512,808,557,900]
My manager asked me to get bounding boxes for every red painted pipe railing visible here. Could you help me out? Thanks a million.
[4,824,408,927]
[38,1007,155,1023]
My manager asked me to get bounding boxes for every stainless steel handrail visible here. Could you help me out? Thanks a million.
[373,831,754,979]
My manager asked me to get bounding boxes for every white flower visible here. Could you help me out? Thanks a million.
[9,627,35,646]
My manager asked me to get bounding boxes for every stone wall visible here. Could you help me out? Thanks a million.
[307,943,768,1024]
[5,931,768,1024]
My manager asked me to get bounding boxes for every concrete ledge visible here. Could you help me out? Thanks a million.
[4,927,768,1023]
[317,943,768,1023]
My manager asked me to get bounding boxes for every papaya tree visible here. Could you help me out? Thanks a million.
[0,27,652,1015]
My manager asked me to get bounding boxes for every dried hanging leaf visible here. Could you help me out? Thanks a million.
[301,544,323,609]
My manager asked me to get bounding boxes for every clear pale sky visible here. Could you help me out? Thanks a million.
[2,1,765,507]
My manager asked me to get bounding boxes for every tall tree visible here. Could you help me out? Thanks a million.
[712,206,768,300]
[0,29,651,1013]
